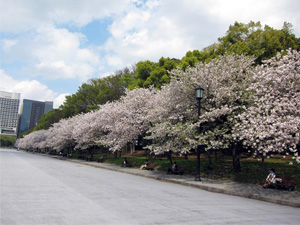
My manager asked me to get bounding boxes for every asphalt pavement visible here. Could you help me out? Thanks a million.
[1,148,300,225]
[47,152,300,208]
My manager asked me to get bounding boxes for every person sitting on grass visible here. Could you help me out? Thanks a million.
[122,157,128,167]
[263,168,276,188]
[167,162,179,174]
[139,159,149,170]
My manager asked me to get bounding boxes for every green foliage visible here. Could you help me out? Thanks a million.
[19,129,33,138]
[61,81,101,118]
[216,21,300,64]
[135,60,155,81]
[179,51,199,70]
[120,72,134,87]
[128,57,179,89]
[61,73,129,118]
[0,135,17,147]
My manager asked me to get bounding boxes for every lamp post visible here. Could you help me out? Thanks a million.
[195,87,203,181]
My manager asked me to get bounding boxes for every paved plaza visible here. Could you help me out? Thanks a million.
[1,148,300,225]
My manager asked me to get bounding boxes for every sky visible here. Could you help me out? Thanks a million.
[0,0,299,109]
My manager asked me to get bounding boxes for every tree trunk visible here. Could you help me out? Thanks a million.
[214,149,218,161]
[130,143,135,155]
[232,144,241,172]
[90,147,95,160]
[184,153,188,160]
[68,146,73,157]
[148,150,152,160]
[167,151,173,166]
[261,154,265,163]
[206,151,213,170]
[124,145,127,155]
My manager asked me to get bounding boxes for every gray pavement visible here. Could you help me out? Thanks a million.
[1,148,300,225]
[61,152,300,208]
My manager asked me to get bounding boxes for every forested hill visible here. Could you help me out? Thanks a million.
[31,21,300,134]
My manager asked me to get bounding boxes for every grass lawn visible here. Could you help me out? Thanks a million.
[68,150,300,189]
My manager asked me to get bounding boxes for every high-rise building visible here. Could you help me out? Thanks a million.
[18,99,53,135]
[0,91,21,136]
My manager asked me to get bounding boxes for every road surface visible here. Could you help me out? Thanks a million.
[1,148,299,225]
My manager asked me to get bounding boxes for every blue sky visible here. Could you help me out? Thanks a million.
[0,0,299,108]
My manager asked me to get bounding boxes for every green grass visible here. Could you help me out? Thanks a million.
[37,148,300,189]
[101,154,300,189]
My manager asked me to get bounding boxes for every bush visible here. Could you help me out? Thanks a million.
[0,135,16,147]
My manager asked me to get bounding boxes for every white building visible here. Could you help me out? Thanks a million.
[0,91,20,136]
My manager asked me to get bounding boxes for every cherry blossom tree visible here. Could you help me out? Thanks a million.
[96,88,157,153]
[16,129,49,150]
[71,101,121,154]
[144,82,198,157]
[145,53,255,171]
[46,115,79,152]
[15,132,34,150]
[146,121,196,155]
[234,49,300,163]
[71,111,99,150]
[32,129,50,150]
[68,88,157,154]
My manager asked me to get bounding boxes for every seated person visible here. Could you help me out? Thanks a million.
[122,157,128,167]
[263,168,276,188]
[167,162,179,174]
[139,159,149,170]
[98,156,104,162]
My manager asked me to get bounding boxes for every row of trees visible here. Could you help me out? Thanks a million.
[29,21,300,133]
[16,50,300,171]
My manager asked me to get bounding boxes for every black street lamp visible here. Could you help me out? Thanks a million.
[195,87,203,181]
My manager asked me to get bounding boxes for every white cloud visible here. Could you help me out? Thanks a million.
[1,39,18,52]
[1,0,299,99]
[0,69,66,108]
[0,70,16,91]
[0,0,132,33]
[101,0,216,70]
[200,0,298,28]
[2,25,102,80]
[99,0,300,74]
[53,93,69,109]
